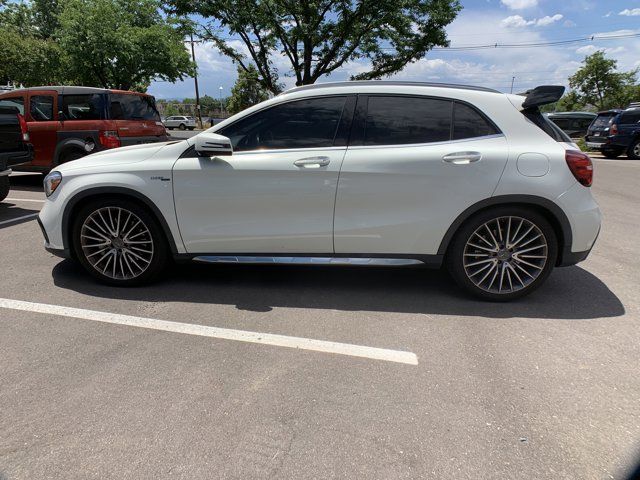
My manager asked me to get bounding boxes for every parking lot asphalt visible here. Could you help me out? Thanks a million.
[1,153,639,480]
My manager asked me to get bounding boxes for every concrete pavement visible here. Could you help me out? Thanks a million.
[0,156,638,479]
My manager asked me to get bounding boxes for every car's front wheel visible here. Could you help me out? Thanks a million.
[446,207,558,301]
[72,199,168,286]
[179,123,186,130]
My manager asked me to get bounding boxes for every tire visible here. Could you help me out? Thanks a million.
[628,139,640,160]
[0,176,9,202]
[179,123,186,130]
[72,198,168,286]
[167,127,173,130]
[188,127,195,131]
[59,150,85,165]
[446,207,558,301]
[602,149,622,159]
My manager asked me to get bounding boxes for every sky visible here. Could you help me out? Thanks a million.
[147,0,640,100]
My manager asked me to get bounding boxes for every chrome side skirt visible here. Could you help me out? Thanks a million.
[192,256,424,266]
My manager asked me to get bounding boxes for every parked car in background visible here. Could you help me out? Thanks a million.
[0,106,33,201]
[585,107,640,159]
[164,115,196,130]
[38,82,600,301]
[0,86,168,172]
[546,111,596,138]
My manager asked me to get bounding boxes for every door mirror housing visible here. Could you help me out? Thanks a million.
[194,132,233,157]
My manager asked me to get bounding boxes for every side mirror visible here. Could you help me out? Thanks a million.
[194,132,233,157]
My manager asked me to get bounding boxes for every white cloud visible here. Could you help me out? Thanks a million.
[501,15,530,27]
[575,45,598,55]
[500,0,538,9]
[619,8,640,16]
[563,20,577,27]
[501,13,563,28]
[535,14,564,26]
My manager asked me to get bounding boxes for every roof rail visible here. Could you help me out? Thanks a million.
[281,81,501,95]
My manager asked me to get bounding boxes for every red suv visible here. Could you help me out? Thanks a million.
[0,86,168,171]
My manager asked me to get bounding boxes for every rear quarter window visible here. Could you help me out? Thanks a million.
[109,93,160,121]
[591,114,616,129]
[619,111,640,125]
[452,102,499,140]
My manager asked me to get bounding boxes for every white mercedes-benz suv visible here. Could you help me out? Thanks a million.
[38,82,601,300]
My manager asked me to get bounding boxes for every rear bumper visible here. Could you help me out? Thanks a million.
[0,145,34,170]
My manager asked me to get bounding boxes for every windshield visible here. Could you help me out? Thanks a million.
[591,113,616,129]
[522,107,572,142]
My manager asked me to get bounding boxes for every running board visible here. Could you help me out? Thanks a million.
[192,256,424,266]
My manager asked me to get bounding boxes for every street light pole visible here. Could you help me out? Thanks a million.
[510,76,515,94]
[189,32,203,128]
[219,86,223,116]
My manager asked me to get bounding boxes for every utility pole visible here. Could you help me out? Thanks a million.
[189,33,203,128]
[510,76,515,94]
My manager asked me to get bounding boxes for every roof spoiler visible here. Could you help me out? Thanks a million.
[520,85,565,109]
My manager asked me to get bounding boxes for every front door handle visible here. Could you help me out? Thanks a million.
[294,156,330,168]
[442,151,482,164]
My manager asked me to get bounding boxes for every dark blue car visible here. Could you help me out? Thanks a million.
[585,107,640,159]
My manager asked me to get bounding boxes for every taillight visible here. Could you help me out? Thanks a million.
[565,150,593,187]
[99,130,121,149]
[17,113,29,141]
[609,123,618,135]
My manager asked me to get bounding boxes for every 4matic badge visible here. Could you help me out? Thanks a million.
[150,176,171,182]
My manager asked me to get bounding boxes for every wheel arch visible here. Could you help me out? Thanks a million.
[61,187,180,257]
[437,195,572,266]
[53,138,88,166]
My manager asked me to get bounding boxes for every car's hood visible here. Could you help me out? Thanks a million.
[56,141,173,173]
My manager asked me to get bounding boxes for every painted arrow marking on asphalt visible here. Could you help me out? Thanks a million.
[0,298,418,365]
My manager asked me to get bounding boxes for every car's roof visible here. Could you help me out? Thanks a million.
[0,86,152,96]
[280,81,502,96]
[547,111,596,118]
[595,109,623,115]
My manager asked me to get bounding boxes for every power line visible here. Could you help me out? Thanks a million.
[428,32,640,51]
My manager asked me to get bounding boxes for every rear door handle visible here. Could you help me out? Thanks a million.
[294,156,330,168]
[442,151,482,164]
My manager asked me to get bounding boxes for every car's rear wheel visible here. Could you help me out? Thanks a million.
[446,207,558,301]
[72,199,168,286]
[628,139,640,160]
[0,176,9,202]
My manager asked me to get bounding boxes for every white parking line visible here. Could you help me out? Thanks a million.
[0,298,418,365]
[0,213,38,226]
[5,198,45,203]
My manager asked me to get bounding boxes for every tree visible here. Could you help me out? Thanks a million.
[168,0,461,94]
[227,65,270,113]
[57,0,195,91]
[569,51,639,110]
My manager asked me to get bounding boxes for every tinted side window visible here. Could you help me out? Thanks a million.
[0,97,24,115]
[453,102,499,140]
[620,111,640,124]
[219,96,347,151]
[62,94,105,120]
[110,93,160,121]
[30,95,54,121]
[363,96,452,146]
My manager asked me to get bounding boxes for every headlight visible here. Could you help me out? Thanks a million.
[44,171,62,197]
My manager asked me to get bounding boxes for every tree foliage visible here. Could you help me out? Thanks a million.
[0,0,195,91]
[569,51,639,110]
[227,65,270,113]
[168,0,461,94]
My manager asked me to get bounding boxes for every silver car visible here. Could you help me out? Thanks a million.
[164,115,196,130]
